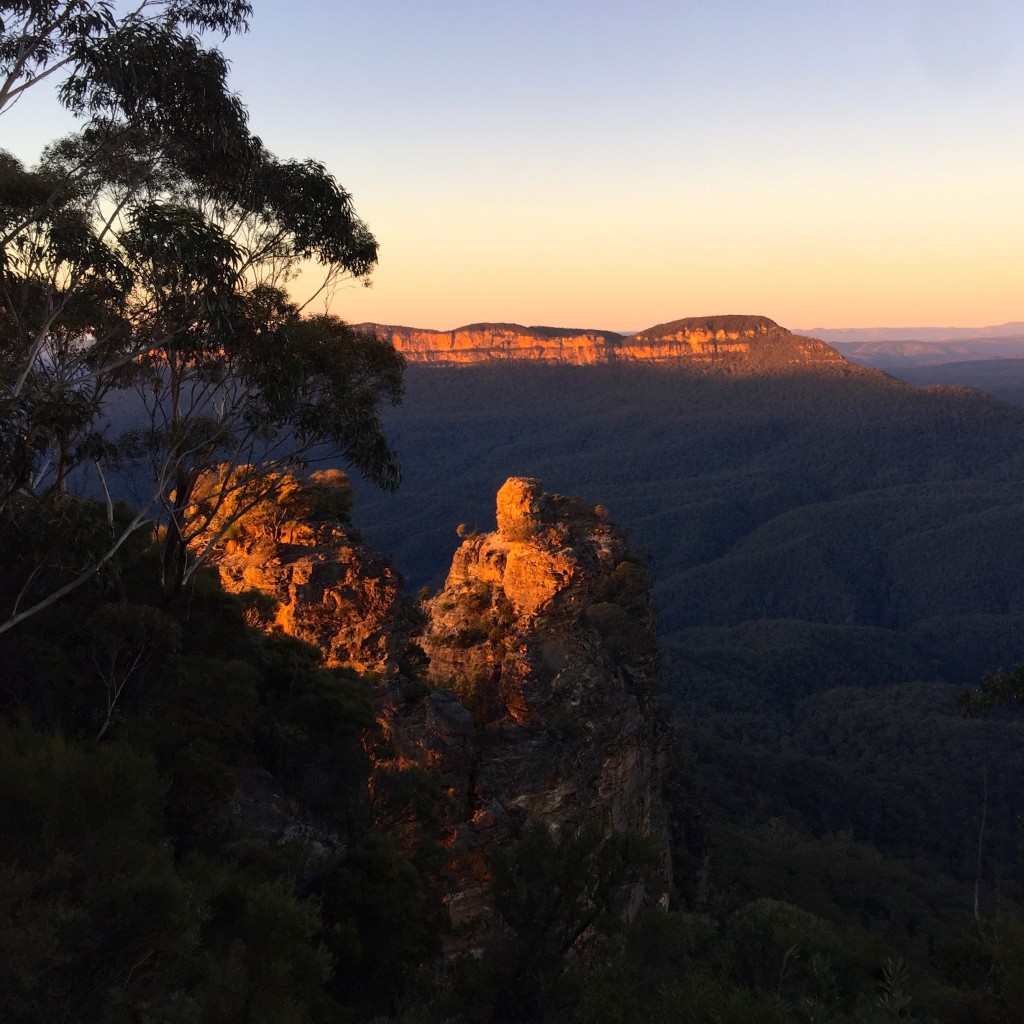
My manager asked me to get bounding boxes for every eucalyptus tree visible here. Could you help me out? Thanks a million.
[0,1,402,624]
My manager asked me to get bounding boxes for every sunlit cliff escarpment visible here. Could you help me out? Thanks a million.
[359,314,851,370]
[357,322,625,365]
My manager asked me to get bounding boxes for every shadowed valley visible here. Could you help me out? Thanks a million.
[343,315,1024,952]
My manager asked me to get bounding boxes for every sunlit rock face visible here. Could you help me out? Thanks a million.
[420,478,674,952]
[623,315,851,370]
[210,490,412,676]
[359,314,852,371]
[620,314,774,361]
[360,323,625,365]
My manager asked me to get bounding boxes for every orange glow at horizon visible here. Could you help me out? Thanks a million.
[291,164,1024,335]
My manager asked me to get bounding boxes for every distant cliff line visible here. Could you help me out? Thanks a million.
[356,315,850,371]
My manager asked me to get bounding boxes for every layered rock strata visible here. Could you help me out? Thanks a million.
[359,322,625,366]
[360,314,850,371]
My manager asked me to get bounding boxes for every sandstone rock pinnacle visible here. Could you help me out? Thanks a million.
[419,477,675,952]
[203,469,699,959]
[495,476,547,539]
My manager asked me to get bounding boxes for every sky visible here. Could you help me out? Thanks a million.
[5,0,1024,331]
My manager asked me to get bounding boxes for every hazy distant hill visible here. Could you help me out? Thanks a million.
[801,322,1024,344]
[340,315,1024,921]
[796,321,1024,370]
[827,334,1024,404]
[833,338,1024,367]
[882,358,1024,406]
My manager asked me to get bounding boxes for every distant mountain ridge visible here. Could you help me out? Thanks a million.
[357,315,851,371]
[833,338,1024,368]
[801,322,1024,344]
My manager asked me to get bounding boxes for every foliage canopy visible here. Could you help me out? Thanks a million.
[0,0,404,622]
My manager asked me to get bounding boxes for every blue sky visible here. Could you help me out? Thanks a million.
[5,0,1024,330]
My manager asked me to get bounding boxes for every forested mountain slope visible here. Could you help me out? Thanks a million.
[351,359,1024,655]
[880,358,1024,407]
[346,345,1024,937]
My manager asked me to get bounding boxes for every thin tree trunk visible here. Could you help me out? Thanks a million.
[974,766,988,921]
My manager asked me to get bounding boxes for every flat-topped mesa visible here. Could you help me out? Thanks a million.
[358,315,853,370]
[356,322,624,366]
[621,314,777,359]
[622,314,849,370]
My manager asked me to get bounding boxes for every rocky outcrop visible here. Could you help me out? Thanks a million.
[621,314,849,370]
[359,315,851,371]
[206,469,688,956]
[217,531,410,676]
[418,477,673,951]
[207,470,414,676]
[224,765,343,866]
